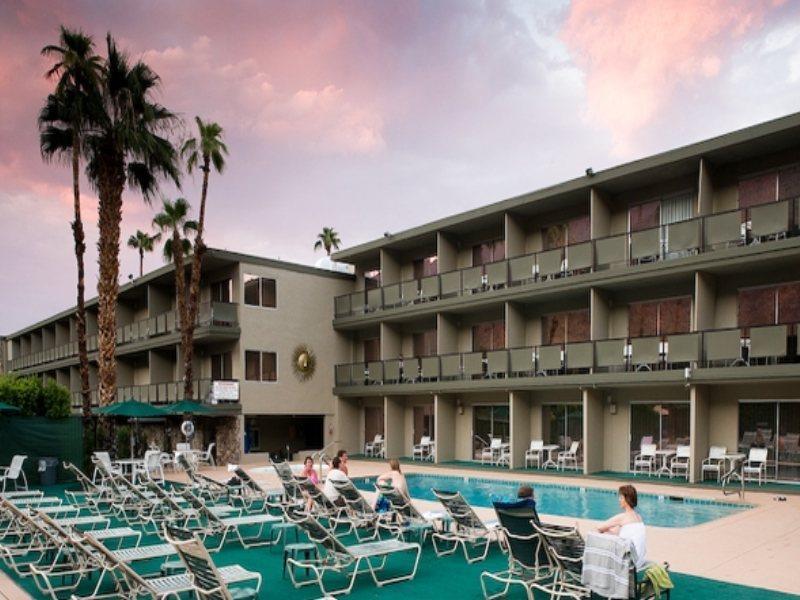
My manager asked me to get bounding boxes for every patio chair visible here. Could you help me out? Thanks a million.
[480,438,503,465]
[365,434,385,457]
[633,444,657,476]
[164,525,262,599]
[133,449,165,484]
[196,442,216,467]
[431,489,502,563]
[178,453,229,501]
[0,455,28,493]
[375,484,441,543]
[332,478,385,540]
[62,462,114,512]
[91,451,121,483]
[669,446,691,480]
[525,440,544,469]
[296,477,353,534]
[285,509,422,596]
[413,436,435,461]
[701,446,727,482]
[742,447,769,485]
[557,441,581,471]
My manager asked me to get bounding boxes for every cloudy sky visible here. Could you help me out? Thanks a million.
[1,0,799,332]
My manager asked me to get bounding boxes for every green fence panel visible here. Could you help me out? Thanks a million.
[0,416,83,484]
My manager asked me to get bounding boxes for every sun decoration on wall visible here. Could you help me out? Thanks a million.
[292,344,316,382]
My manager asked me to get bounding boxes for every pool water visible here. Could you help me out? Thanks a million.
[353,473,750,528]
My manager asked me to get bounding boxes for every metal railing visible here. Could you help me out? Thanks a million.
[9,302,238,371]
[70,378,239,408]
[334,198,800,318]
[334,323,799,387]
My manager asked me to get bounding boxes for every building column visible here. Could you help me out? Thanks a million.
[379,249,401,285]
[384,396,406,458]
[504,212,526,258]
[590,187,611,239]
[590,288,610,341]
[505,302,525,348]
[434,394,456,463]
[437,232,458,273]
[510,391,531,468]
[336,397,361,455]
[698,158,714,216]
[437,313,458,355]
[380,322,401,360]
[694,272,716,332]
[689,385,710,483]
[583,388,605,474]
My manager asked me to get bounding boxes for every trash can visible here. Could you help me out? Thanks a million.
[38,457,59,486]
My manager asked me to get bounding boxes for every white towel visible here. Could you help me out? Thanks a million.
[581,531,635,599]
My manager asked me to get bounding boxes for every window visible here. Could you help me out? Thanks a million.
[542,215,591,250]
[245,350,277,382]
[629,200,660,232]
[542,309,590,344]
[738,282,800,327]
[472,240,505,267]
[210,279,232,303]
[363,338,380,363]
[628,192,694,234]
[243,275,277,308]
[412,329,437,357]
[211,352,232,380]
[472,320,505,352]
[413,255,438,279]
[739,172,777,208]
[629,297,691,337]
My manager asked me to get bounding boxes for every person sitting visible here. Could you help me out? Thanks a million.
[323,456,349,506]
[516,484,536,510]
[597,484,647,569]
[336,449,350,475]
[301,455,319,484]
[376,458,409,498]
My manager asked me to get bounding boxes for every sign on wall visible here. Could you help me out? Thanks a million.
[212,380,240,403]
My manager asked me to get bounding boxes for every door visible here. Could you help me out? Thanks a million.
[629,403,690,469]
[739,401,800,481]
[364,406,384,447]
[778,402,800,481]
[544,404,583,449]
[472,405,509,458]
[413,405,435,444]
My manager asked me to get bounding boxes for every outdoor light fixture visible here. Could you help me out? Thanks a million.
[585,167,594,177]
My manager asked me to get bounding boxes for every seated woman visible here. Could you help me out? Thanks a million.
[597,484,647,568]
[376,458,409,498]
[301,455,319,484]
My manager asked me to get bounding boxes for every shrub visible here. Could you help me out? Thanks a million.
[116,425,132,459]
[0,374,71,418]
[42,380,71,419]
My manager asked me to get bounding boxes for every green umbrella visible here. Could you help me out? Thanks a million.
[164,399,215,415]
[0,402,21,414]
[93,399,168,418]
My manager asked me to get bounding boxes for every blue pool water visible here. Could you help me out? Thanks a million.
[353,473,750,528]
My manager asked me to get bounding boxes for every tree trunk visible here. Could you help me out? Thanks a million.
[96,148,125,447]
[72,137,92,465]
[183,157,211,399]
[139,249,144,277]
[172,234,189,398]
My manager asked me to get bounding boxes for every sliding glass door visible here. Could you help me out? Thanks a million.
[739,401,800,481]
[413,405,435,444]
[629,402,690,469]
[473,405,510,458]
[543,404,583,450]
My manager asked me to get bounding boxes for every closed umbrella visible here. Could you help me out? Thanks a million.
[94,400,168,457]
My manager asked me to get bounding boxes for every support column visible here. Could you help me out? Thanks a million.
[583,388,605,474]
[380,249,401,286]
[437,232,458,273]
[698,158,714,216]
[434,394,456,463]
[437,313,458,355]
[694,272,716,332]
[336,397,361,455]
[505,212,526,258]
[505,302,525,348]
[590,188,611,239]
[384,396,406,458]
[590,288,610,341]
[689,385,710,483]
[380,322,401,360]
[510,391,531,468]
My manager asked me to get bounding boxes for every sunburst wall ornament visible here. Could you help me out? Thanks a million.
[292,344,316,382]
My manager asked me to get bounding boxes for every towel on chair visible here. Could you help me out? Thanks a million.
[643,563,673,599]
[581,531,635,599]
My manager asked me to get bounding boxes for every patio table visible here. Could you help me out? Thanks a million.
[655,450,676,477]
[723,453,747,482]
[114,458,145,484]
[542,444,560,469]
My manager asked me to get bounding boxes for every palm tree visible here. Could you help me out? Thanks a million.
[38,26,103,452]
[314,227,342,256]
[180,117,228,398]
[153,198,197,395]
[127,230,161,277]
[83,35,181,419]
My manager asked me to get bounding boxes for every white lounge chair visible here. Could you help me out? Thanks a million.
[742,447,769,485]
[524,440,544,469]
[91,451,121,483]
[412,436,435,461]
[480,438,503,465]
[0,456,28,493]
[431,489,502,563]
[557,441,581,471]
[364,434,384,458]
[670,445,691,480]
[633,444,657,476]
[701,446,727,481]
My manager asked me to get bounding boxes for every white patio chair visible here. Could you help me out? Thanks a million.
[633,443,657,475]
[670,445,691,480]
[196,443,216,467]
[557,441,580,471]
[412,436,433,461]
[134,450,165,483]
[480,438,502,465]
[742,447,769,485]
[91,451,121,483]
[364,434,384,457]
[524,440,544,469]
[0,455,28,492]
[496,444,511,467]
[701,445,727,481]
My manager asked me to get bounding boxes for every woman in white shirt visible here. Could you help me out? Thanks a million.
[322,456,349,506]
[597,484,647,568]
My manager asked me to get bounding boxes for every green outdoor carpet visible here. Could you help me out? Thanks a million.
[2,484,797,599]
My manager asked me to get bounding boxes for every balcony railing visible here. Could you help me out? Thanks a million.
[9,301,238,372]
[334,198,799,318]
[334,324,799,387]
[70,378,240,408]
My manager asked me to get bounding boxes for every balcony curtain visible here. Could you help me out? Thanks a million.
[629,301,659,337]
[567,310,591,342]
[542,313,566,345]
[739,172,777,208]
[413,329,437,357]
[738,286,777,328]
[472,320,504,352]
[413,256,438,279]
[778,165,800,200]
[778,282,800,324]
[659,297,692,335]
[629,200,659,232]
[568,215,591,244]
[660,193,694,225]
[472,240,504,267]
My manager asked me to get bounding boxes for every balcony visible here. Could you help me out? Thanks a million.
[70,378,240,408]
[334,323,800,391]
[8,301,238,372]
[334,199,799,319]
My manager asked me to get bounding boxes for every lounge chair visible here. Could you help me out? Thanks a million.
[558,441,581,471]
[431,489,502,563]
[375,483,443,543]
[742,447,769,485]
[178,453,229,501]
[296,477,353,533]
[525,440,545,469]
[669,446,691,480]
[633,444,657,476]
[365,434,385,458]
[91,451,122,483]
[63,462,114,512]
[0,455,28,493]
[331,478,385,541]
[286,509,421,596]
[701,446,727,482]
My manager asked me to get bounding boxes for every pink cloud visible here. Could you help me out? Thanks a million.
[561,0,780,153]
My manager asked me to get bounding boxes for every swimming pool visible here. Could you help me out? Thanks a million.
[352,473,750,528]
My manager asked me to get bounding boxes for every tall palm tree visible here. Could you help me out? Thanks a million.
[38,26,103,451]
[314,227,342,256]
[127,230,161,277]
[153,198,197,395]
[84,35,181,421]
[180,117,228,398]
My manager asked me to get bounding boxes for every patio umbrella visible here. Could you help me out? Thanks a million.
[0,402,21,414]
[93,400,168,457]
[164,399,215,415]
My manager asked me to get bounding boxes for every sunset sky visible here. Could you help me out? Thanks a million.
[2,0,800,332]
